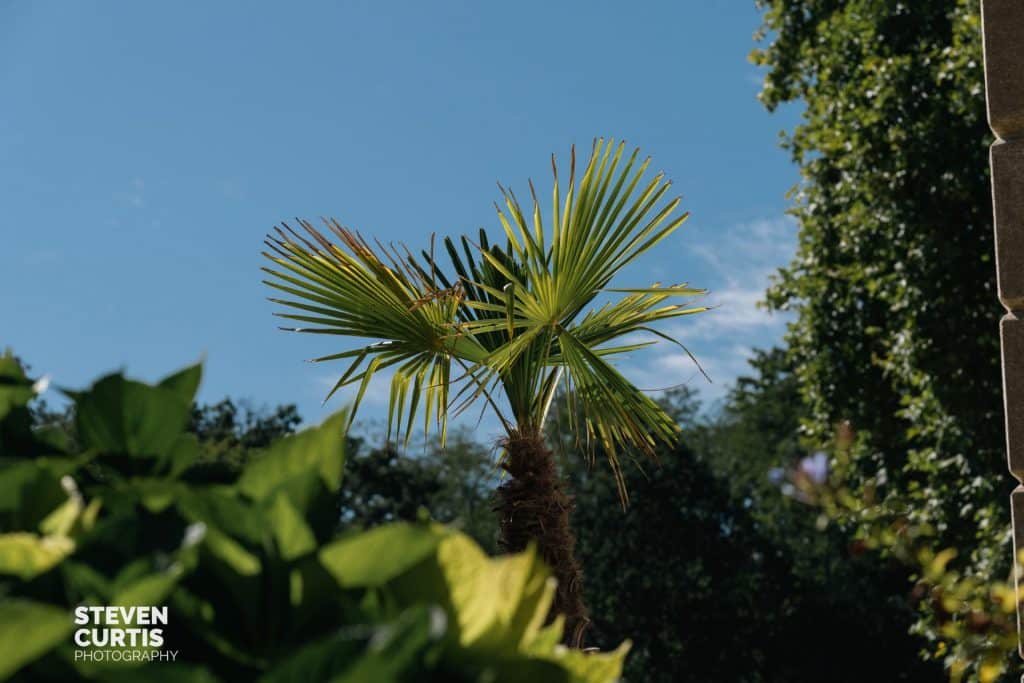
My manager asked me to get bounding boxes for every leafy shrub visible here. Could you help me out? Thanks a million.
[0,352,627,682]
[777,424,1018,682]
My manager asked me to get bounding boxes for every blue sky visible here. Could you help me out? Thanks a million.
[1,1,801,438]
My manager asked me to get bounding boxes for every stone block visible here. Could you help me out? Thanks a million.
[983,0,1024,139]
[1006,314,1024,478]
[992,141,1024,310]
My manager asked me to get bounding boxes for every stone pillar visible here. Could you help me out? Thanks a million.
[981,0,1024,659]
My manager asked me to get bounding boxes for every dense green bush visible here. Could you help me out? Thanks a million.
[0,352,626,682]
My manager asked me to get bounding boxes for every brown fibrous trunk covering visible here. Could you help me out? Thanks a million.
[494,429,590,647]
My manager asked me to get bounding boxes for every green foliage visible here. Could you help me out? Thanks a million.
[753,1,1009,675]
[0,353,626,682]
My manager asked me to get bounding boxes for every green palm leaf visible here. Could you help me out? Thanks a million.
[263,139,708,493]
[262,219,487,444]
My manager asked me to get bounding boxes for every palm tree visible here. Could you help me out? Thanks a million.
[262,139,707,646]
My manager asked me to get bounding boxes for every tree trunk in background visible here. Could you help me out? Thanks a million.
[494,429,589,647]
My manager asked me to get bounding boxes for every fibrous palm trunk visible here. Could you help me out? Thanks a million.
[494,429,589,647]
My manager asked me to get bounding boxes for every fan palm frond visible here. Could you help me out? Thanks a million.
[262,219,488,443]
[264,139,709,492]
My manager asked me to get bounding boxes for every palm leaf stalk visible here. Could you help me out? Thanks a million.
[262,139,708,646]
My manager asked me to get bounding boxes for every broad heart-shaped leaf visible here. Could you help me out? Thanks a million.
[74,371,194,460]
[0,532,74,579]
[237,409,348,506]
[386,533,555,655]
[0,599,73,680]
[320,524,628,683]
[382,529,629,683]
[157,362,203,405]
[318,522,447,589]
[448,537,555,652]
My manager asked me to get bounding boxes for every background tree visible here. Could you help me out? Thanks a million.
[338,428,499,553]
[185,398,301,482]
[752,0,1009,665]
[561,364,941,682]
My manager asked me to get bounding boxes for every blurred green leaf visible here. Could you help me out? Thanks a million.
[61,560,114,604]
[113,565,185,608]
[0,599,72,679]
[319,522,446,589]
[0,532,74,579]
[201,525,261,577]
[38,494,81,536]
[238,410,348,506]
[158,363,203,405]
[75,373,193,459]
[177,488,263,544]
[163,433,201,478]
[266,493,317,561]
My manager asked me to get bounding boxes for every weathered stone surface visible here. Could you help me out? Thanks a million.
[992,141,1024,310]
[1006,314,1024,479]
[982,0,1024,140]
[983,0,1024,660]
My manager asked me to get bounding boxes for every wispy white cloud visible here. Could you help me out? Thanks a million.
[676,216,795,339]
[619,216,797,406]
